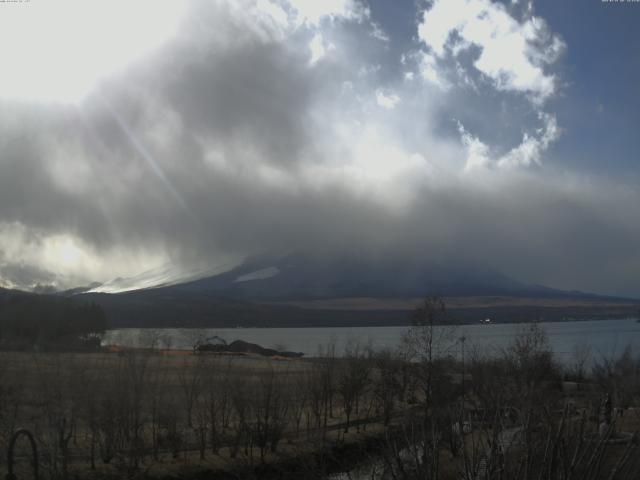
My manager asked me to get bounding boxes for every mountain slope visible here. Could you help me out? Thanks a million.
[4,254,637,329]
[167,252,594,301]
[63,253,639,328]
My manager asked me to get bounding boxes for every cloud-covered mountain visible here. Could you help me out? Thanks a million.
[72,252,637,328]
[168,252,574,300]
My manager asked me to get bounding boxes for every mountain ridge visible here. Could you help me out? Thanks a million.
[4,254,638,328]
[164,252,627,302]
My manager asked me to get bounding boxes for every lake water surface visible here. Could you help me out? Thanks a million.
[103,318,640,365]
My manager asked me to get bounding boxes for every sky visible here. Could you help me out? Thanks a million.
[0,0,639,297]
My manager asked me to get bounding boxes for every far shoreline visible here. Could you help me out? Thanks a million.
[104,313,640,330]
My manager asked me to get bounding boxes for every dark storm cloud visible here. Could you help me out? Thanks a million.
[0,0,639,297]
[164,41,315,168]
[0,260,56,290]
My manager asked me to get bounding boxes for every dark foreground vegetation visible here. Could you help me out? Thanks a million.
[0,295,107,350]
[0,298,639,479]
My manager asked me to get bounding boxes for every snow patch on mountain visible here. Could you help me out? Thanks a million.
[234,267,280,283]
[89,261,239,293]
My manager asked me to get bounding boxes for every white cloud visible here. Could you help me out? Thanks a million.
[459,112,560,170]
[305,126,433,210]
[375,89,401,109]
[234,0,367,43]
[418,0,564,102]
[309,33,327,65]
[0,222,167,290]
[415,0,564,171]
[0,0,186,104]
[419,52,449,89]
[256,0,290,28]
[371,22,390,43]
[457,121,492,171]
[497,112,560,168]
[287,0,367,26]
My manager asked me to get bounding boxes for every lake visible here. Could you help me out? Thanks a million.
[103,318,640,365]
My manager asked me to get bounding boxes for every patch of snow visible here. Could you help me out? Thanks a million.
[234,267,280,283]
[89,261,239,293]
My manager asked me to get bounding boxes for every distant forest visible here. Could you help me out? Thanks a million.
[0,294,107,350]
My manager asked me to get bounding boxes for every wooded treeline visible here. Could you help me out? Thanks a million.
[0,295,107,350]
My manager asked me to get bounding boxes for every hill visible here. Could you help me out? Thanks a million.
[72,253,639,328]
[166,252,597,300]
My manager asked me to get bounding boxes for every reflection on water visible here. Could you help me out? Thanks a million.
[103,318,640,365]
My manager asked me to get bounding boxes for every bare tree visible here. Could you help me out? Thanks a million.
[251,367,290,460]
[229,372,250,459]
[288,369,310,436]
[402,296,456,412]
[338,341,371,433]
[505,322,560,419]
[0,352,23,467]
[204,358,233,454]
[34,355,79,480]
[568,342,592,381]
[372,350,402,427]
[177,355,205,428]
